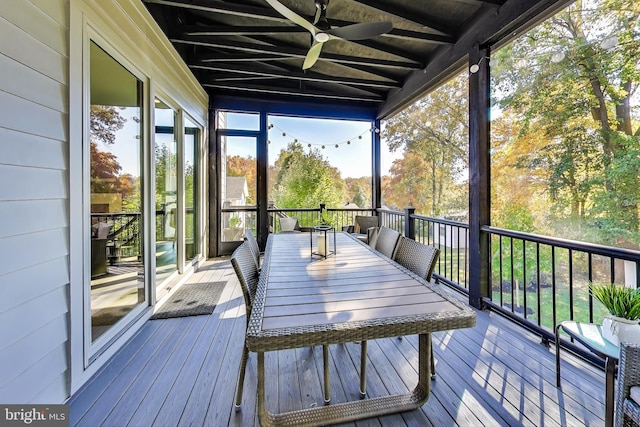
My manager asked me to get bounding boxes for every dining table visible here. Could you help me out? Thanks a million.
[246,231,476,426]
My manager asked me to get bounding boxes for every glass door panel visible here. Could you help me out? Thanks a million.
[221,136,257,242]
[154,99,178,287]
[184,116,199,262]
[89,41,146,342]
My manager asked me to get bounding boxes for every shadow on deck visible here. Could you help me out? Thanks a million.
[69,258,606,427]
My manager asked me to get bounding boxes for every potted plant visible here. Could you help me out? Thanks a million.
[589,281,640,346]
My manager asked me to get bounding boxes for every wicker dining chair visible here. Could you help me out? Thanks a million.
[242,229,261,271]
[279,216,301,232]
[615,342,640,427]
[359,236,441,397]
[374,226,401,258]
[231,242,259,410]
[353,215,379,243]
[231,242,332,408]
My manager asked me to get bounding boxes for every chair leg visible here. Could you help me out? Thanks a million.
[360,341,367,398]
[430,336,437,380]
[323,345,330,404]
[234,343,250,410]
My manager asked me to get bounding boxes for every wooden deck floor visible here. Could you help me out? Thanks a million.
[69,258,607,427]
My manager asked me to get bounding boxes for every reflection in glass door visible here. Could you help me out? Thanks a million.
[184,116,199,262]
[88,41,146,342]
[154,99,178,287]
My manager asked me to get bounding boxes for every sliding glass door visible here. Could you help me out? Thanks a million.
[88,41,147,343]
[154,99,178,289]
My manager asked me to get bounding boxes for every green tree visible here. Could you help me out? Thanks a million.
[383,74,469,216]
[492,0,640,246]
[272,142,346,208]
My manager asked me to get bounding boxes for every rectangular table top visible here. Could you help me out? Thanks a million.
[246,232,476,352]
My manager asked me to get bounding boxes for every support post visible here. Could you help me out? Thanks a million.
[468,45,491,309]
[404,207,416,240]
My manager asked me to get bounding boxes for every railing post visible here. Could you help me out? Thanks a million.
[404,207,415,239]
[320,203,326,225]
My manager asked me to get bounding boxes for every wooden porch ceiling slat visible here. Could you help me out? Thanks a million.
[190,63,401,88]
[171,36,422,69]
[143,0,572,117]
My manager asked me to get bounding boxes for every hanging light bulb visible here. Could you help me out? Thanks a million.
[550,51,565,63]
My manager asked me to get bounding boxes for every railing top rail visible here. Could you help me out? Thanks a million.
[267,208,321,213]
[484,225,640,261]
[411,214,469,228]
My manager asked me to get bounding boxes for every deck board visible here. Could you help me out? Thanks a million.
[69,257,607,427]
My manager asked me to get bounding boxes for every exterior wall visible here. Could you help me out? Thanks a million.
[0,0,70,403]
[0,0,208,403]
[68,0,208,396]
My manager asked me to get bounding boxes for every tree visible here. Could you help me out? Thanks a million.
[383,74,469,216]
[89,105,136,206]
[491,0,640,246]
[272,142,346,209]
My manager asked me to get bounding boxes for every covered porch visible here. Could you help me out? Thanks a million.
[69,257,606,426]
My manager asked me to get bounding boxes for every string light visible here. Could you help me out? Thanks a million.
[267,122,372,150]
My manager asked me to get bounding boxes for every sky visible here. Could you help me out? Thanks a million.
[225,113,402,178]
[101,109,404,178]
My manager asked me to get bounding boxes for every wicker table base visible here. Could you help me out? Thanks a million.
[257,334,431,427]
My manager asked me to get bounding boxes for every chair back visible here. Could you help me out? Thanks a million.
[374,226,401,258]
[393,236,440,281]
[354,215,378,234]
[242,229,260,269]
[367,227,380,248]
[279,217,300,232]
[231,242,260,316]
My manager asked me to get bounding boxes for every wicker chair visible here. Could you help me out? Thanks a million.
[393,236,440,282]
[353,215,379,243]
[374,226,401,258]
[615,342,640,427]
[231,242,259,410]
[242,229,261,271]
[394,236,440,377]
[359,236,441,397]
[279,216,301,232]
[231,242,332,408]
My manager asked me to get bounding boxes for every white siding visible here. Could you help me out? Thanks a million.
[0,0,69,404]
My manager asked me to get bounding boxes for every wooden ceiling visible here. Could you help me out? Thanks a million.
[143,0,570,119]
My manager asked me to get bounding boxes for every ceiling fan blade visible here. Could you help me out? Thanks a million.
[313,6,322,25]
[265,0,317,35]
[302,42,324,70]
[327,21,393,41]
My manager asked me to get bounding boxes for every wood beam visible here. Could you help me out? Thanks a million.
[143,0,288,22]
[203,83,383,103]
[349,0,454,36]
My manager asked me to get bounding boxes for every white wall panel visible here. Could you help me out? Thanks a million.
[0,165,66,201]
[0,91,66,141]
[0,0,67,56]
[0,128,66,170]
[0,54,67,113]
[0,16,66,84]
[0,228,69,277]
[0,257,68,313]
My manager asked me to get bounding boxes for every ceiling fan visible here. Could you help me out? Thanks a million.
[265,0,393,70]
